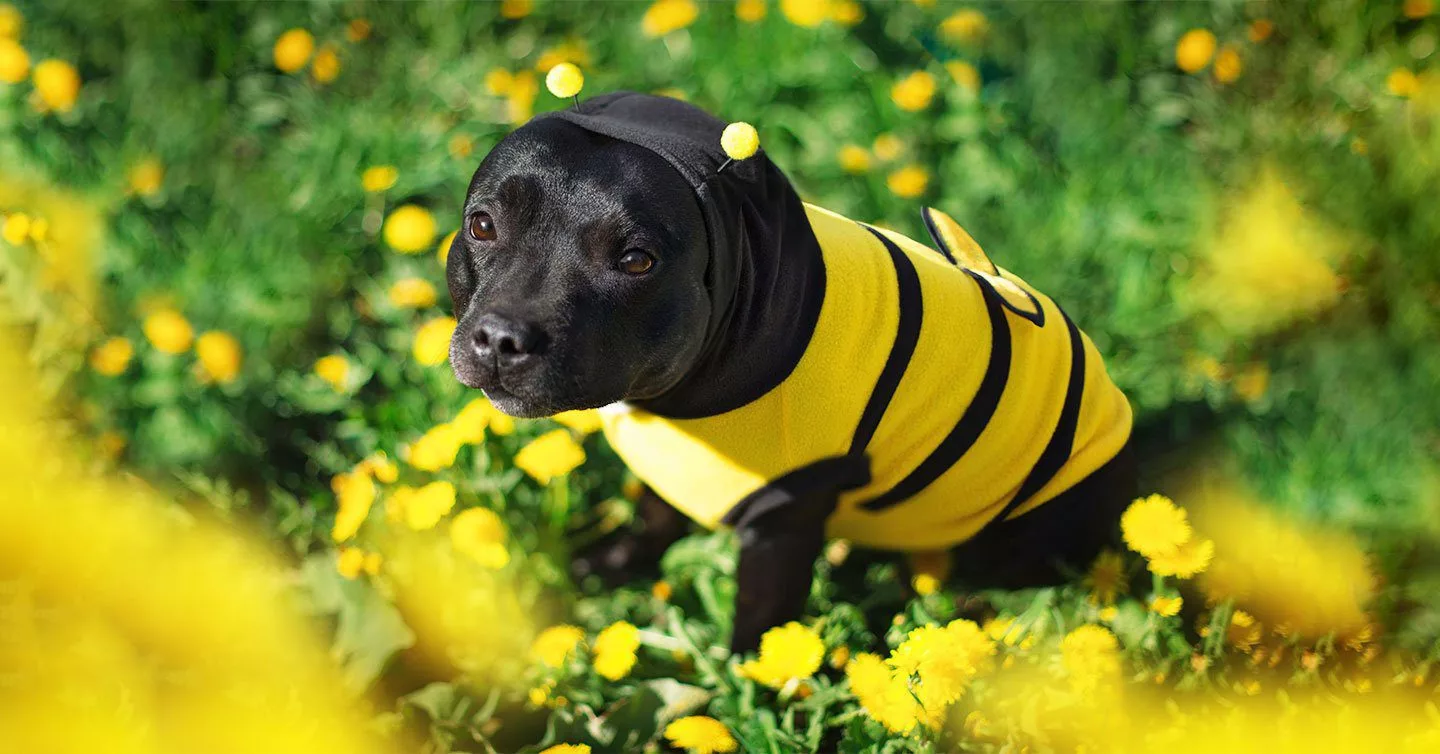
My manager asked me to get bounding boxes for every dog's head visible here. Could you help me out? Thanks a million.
[447,93,824,419]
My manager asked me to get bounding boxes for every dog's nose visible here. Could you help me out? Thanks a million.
[472,313,546,365]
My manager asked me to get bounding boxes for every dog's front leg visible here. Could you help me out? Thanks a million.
[730,489,835,654]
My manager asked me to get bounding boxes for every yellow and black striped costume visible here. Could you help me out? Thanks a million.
[601,203,1133,551]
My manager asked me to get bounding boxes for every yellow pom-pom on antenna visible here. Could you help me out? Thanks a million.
[720,122,759,161]
[545,62,584,99]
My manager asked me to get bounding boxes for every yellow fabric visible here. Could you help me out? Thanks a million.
[601,203,1133,551]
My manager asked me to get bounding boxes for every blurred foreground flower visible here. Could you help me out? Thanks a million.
[1059,624,1121,692]
[515,428,587,484]
[664,716,738,754]
[531,624,585,668]
[450,506,510,568]
[412,315,456,365]
[740,621,824,689]
[592,620,641,680]
[388,481,457,530]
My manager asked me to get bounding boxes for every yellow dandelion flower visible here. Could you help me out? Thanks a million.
[412,315,457,366]
[1,212,28,245]
[506,70,539,124]
[361,165,398,193]
[390,481,457,531]
[514,429,586,484]
[1148,537,1214,579]
[1388,67,1420,97]
[1248,19,1274,43]
[887,164,929,198]
[26,216,46,242]
[940,9,988,43]
[891,70,937,112]
[736,0,766,23]
[337,547,367,579]
[1405,0,1433,19]
[663,716,737,754]
[828,645,850,668]
[1175,29,1217,73]
[889,620,994,719]
[1120,493,1191,559]
[331,470,376,542]
[1060,624,1121,691]
[484,68,514,96]
[739,621,825,688]
[1150,595,1184,617]
[0,3,20,39]
[450,507,510,568]
[1097,605,1118,622]
[846,652,923,734]
[780,0,830,29]
[642,0,700,38]
[32,59,80,113]
[195,331,243,384]
[872,132,902,161]
[651,580,673,601]
[1213,45,1242,84]
[720,122,759,160]
[383,204,437,253]
[501,0,533,20]
[273,29,314,74]
[127,158,164,197]
[314,354,350,391]
[453,396,515,439]
[551,409,603,435]
[345,19,371,42]
[364,551,382,575]
[534,39,591,73]
[539,746,589,754]
[355,452,399,484]
[945,60,981,95]
[89,336,133,376]
[531,624,585,668]
[545,62,583,99]
[593,620,641,680]
[0,38,29,83]
[437,229,458,267]
[448,134,474,159]
[1226,609,1263,651]
[406,422,465,471]
[311,44,340,83]
[837,144,870,173]
[912,573,940,596]
[142,308,194,354]
[829,1,862,25]
[1085,549,1126,604]
[388,277,438,309]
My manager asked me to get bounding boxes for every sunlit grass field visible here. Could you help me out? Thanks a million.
[3,1,1440,752]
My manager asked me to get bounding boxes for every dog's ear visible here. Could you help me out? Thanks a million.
[445,231,476,314]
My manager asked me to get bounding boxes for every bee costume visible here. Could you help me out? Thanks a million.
[533,89,1133,552]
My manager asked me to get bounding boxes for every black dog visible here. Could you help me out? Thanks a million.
[447,93,1136,652]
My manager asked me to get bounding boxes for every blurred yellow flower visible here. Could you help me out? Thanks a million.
[545,62,584,99]
[891,70,937,111]
[551,409,603,434]
[407,421,465,471]
[888,620,994,721]
[450,506,510,568]
[539,745,589,754]
[1150,595,1184,617]
[448,134,474,160]
[314,354,350,391]
[887,164,929,198]
[593,620,641,680]
[336,547,365,579]
[872,132,902,161]
[780,0,830,28]
[454,396,515,440]
[127,158,164,197]
[534,39,590,73]
[837,144,870,173]
[195,330,243,384]
[663,716,737,754]
[912,572,939,595]
[384,204,437,253]
[0,3,20,39]
[651,580,672,600]
[1121,494,1191,559]
[2,211,29,245]
[32,59,80,113]
[89,337,133,376]
[736,0,766,23]
[331,470,376,542]
[515,428,587,484]
[437,229,457,267]
[506,70,539,124]
[1248,19,1274,43]
[1085,549,1125,604]
[940,9,988,44]
[531,624,585,668]
[641,0,699,38]
[945,60,981,94]
[1175,29,1217,73]
[388,277,438,309]
[1233,362,1269,402]
[390,481,457,531]
[364,551,382,575]
[740,621,824,689]
[361,165,398,192]
[355,452,399,483]
[830,0,862,26]
[1405,0,1433,19]
[1147,537,1214,578]
[846,652,922,734]
[273,28,314,73]
[311,44,340,83]
[1097,605,1118,622]
[1060,624,1121,691]
[0,38,28,83]
[501,0,533,20]
[345,18,371,42]
[413,316,456,365]
[1387,67,1419,97]
[1213,45,1242,83]
[143,308,194,354]
[484,67,515,96]
[828,645,850,668]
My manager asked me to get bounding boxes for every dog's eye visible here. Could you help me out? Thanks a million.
[618,249,655,276]
[468,212,496,241]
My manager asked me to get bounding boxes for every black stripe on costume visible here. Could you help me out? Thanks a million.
[987,306,1087,525]
[919,207,960,266]
[862,269,1012,511]
[849,226,924,455]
